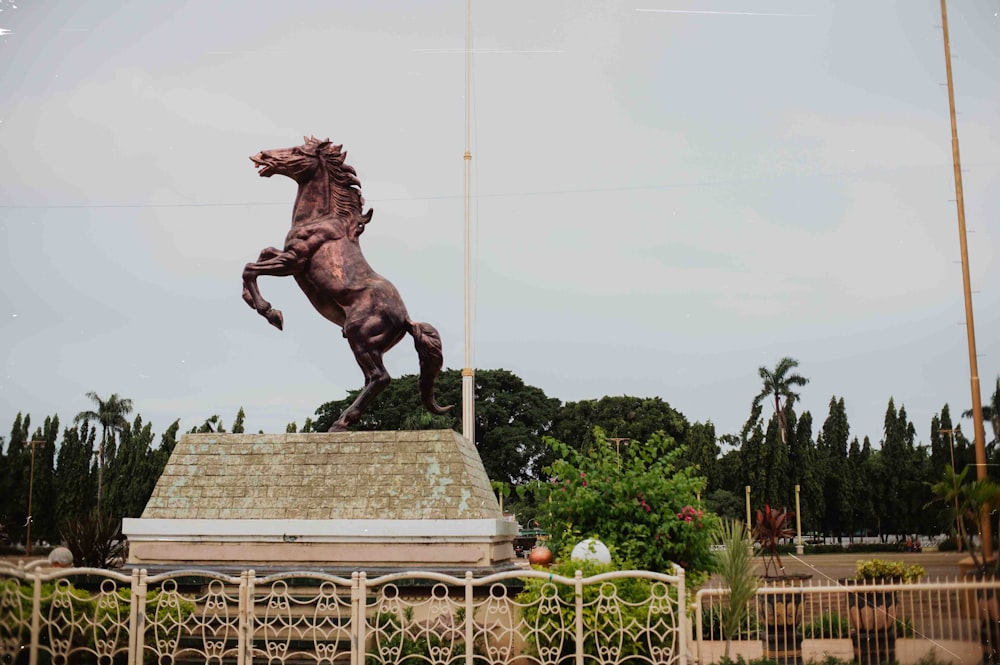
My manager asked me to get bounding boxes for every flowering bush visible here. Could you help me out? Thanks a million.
[527,429,719,585]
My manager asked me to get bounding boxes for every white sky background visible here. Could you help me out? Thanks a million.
[0,0,998,446]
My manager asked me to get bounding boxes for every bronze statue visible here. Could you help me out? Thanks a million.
[242,136,452,430]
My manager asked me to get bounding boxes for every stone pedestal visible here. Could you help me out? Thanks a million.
[123,430,517,572]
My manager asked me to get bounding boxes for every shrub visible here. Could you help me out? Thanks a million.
[803,611,849,638]
[855,559,925,583]
[366,606,471,665]
[60,512,126,569]
[528,430,718,585]
[936,537,959,552]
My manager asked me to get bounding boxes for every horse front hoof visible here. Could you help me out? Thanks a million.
[266,309,284,330]
[328,422,348,432]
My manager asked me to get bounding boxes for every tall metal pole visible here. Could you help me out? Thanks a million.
[745,486,752,547]
[939,0,991,562]
[25,440,44,557]
[461,0,475,446]
[795,484,803,555]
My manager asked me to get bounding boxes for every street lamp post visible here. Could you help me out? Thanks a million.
[941,427,963,551]
[745,486,752,548]
[25,439,45,557]
[795,484,804,555]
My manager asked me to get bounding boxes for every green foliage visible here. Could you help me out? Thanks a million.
[528,430,718,582]
[315,369,561,486]
[60,511,127,569]
[714,520,758,654]
[803,611,849,638]
[700,603,758,639]
[74,391,134,514]
[551,396,688,457]
[854,559,925,583]
[231,407,246,433]
[3,580,195,652]
[366,606,470,665]
[516,558,674,662]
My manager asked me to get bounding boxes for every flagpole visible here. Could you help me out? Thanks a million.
[940,0,990,561]
[461,0,475,446]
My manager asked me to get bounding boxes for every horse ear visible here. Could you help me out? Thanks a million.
[363,208,374,224]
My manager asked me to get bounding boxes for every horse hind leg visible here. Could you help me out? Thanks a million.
[329,348,391,431]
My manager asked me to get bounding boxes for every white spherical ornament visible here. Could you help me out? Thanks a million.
[570,538,611,564]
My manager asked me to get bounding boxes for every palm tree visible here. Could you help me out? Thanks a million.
[962,376,1000,444]
[74,392,133,514]
[753,357,809,443]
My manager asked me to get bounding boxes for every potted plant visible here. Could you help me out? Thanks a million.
[929,466,1000,663]
[712,519,760,661]
[846,559,925,665]
[753,505,811,665]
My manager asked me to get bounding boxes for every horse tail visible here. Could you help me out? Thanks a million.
[408,320,453,415]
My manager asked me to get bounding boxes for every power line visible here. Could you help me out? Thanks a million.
[1,160,995,211]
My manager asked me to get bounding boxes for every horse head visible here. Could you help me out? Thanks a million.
[252,136,369,223]
[250,136,341,182]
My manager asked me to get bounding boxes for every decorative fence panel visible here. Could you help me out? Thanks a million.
[694,577,1000,665]
[0,563,686,665]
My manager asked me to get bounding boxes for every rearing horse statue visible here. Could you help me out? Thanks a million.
[242,136,452,431]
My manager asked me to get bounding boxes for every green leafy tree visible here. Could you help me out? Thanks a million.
[527,429,718,583]
[28,416,59,544]
[551,396,688,456]
[962,375,1000,445]
[2,413,31,533]
[191,414,225,433]
[55,421,97,525]
[105,415,160,519]
[73,392,134,514]
[231,407,246,434]
[790,411,822,533]
[817,396,850,537]
[877,399,926,538]
[752,357,809,444]
[683,420,719,486]
[314,369,561,487]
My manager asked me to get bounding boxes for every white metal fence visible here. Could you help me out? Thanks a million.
[694,576,1000,665]
[0,562,686,665]
[6,561,1000,665]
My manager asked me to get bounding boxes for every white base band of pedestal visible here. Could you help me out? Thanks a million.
[123,518,518,567]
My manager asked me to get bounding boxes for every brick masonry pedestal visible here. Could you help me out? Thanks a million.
[123,430,517,571]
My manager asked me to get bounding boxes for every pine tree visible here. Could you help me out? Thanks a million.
[231,407,246,434]
[55,421,97,526]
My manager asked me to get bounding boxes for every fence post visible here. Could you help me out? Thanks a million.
[575,570,584,665]
[353,572,367,665]
[28,572,41,665]
[676,565,687,665]
[128,568,147,665]
[465,571,474,665]
[238,570,254,665]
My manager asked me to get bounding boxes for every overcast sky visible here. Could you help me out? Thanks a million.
[1,1,998,448]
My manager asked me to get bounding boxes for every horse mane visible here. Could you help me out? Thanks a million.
[303,136,365,217]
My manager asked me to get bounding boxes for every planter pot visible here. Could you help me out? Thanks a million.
[843,578,900,665]
[977,583,1000,665]
[759,575,811,665]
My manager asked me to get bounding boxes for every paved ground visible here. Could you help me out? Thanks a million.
[745,550,971,584]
